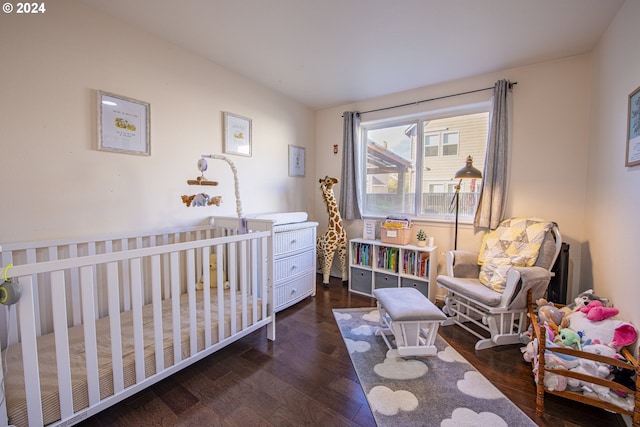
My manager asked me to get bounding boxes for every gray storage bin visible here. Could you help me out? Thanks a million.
[374,271,397,289]
[350,267,372,294]
[401,277,429,298]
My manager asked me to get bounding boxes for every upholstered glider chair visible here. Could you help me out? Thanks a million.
[437,217,562,350]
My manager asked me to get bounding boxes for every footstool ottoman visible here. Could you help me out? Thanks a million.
[372,287,447,357]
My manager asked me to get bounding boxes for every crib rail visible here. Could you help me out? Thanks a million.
[0,224,274,427]
[1,225,218,346]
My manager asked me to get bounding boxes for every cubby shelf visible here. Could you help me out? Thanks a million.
[348,238,438,302]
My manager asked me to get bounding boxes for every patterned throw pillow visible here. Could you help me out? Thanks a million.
[478,217,553,293]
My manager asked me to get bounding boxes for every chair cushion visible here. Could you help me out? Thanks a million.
[477,217,553,293]
[436,276,503,307]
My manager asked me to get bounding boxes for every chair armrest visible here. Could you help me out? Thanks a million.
[500,266,551,309]
[445,250,480,278]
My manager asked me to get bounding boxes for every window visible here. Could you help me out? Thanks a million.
[442,132,459,156]
[424,134,439,157]
[361,108,489,219]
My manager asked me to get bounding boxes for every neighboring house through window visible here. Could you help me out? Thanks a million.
[360,104,490,220]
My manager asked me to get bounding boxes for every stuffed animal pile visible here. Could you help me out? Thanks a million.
[521,289,638,411]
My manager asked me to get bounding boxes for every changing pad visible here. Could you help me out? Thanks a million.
[253,212,308,225]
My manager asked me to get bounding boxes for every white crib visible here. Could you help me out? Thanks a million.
[0,218,275,427]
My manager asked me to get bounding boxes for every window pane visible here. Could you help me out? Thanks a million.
[442,132,459,156]
[424,134,439,157]
[421,112,488,217]
[364,124,417,216]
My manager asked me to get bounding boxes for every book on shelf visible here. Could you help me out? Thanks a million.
[352,242,371,266]
[377,246,399,271]
[402,250,430,278]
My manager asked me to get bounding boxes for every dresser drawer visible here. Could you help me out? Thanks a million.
[274,269,315,310]
[274,227,316,256]
[274,249,315,282]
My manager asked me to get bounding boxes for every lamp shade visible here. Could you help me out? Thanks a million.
[454,155,482,179]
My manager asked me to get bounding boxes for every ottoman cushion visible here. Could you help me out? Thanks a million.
[373,288,446,322]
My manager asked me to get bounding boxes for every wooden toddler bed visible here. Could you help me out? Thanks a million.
[527,300,640,426]
[0,218,275,427]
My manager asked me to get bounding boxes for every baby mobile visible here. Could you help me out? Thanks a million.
[181,154,244,219]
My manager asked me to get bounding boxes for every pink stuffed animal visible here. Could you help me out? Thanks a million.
[579,300,619,321]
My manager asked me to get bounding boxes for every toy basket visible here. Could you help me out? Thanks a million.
[380,226,410,245]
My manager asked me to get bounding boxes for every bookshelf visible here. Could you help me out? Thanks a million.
[348,238,438,302]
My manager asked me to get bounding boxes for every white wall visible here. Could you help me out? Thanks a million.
[0,0,316,243]
[315,55,593,301]
[586,0,640,335]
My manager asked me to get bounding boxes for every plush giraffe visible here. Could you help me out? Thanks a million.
[317,176,347,288]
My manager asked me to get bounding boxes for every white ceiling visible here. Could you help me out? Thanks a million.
[80,0,624,110]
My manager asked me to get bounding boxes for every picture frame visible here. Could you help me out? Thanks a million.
[363,219,376,240]
[223,112,252,156]
[97,90,150,156]
[288,145,305,177]
[626,86,640,167]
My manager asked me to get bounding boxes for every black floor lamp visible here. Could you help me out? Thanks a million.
[452,155,482,250]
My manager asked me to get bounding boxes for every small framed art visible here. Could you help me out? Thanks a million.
[224,112,252,156]
[288,145,305,177]
[626,86,640,167]
[97,91,150,156]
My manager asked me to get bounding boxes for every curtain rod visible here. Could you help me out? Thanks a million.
[354,81,517,116]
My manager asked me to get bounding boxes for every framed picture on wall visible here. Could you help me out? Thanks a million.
[626,86,640,167]
[97,91,150,156]
[288,145,305,177]
[223,112,252,157]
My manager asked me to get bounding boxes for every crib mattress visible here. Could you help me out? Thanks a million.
[3,289,263,427]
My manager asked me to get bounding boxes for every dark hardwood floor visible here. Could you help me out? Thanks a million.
[78,275,626,426]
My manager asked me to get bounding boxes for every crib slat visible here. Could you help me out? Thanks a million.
[107,262,124,393]
[240,240,248,329]
[170,252,182,364]
[217,247,225,340]
[25,248,42,336]
[69,244,82,327]
[130,257,145,383]
[121,239,131,312]
[151,255,164,373]
[202,246,212,348]
[250,239,258,323]
[51,270,74,419]
[87,242,99,321]
[262,236,275,341]
[80,265,100,406]
[17,275,44,426]
[228,243,237,336]
[161,234,170,298]
[187,249,197,356]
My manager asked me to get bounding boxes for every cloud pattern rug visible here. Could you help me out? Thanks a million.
[333,307,537,427]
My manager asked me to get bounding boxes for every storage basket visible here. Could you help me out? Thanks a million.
[380,226,410,245]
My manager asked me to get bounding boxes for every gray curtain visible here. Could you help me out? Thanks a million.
[474,80,512,229]
[339,111,362,220]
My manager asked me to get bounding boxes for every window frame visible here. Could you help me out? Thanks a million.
[359,101,491,221]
